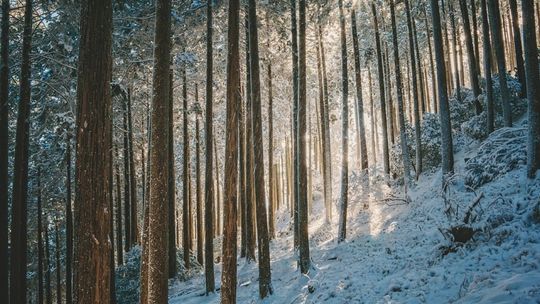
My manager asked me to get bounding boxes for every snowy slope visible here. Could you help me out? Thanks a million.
[168,125,540,303]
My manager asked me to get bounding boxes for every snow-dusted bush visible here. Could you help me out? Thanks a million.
[461,111,489,140]
[390,113,442,178]
[449,88,478,130]
[464,127,527,188]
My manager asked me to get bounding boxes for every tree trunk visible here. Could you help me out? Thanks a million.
[196,109,203,266]
[390,0,412,185]
[405,0,422,179]
[114,146,123,265]
[221,0,241,300]
[481,0,495,134]
[424,7,438,113]
[182,66,191,270]
[470,0,481,79]
[38,168,44,304]
[290,0,300,250]
[146,0,172,302]
[204,0,215,292]
[487,0,512,126]
[139,196,150,304]
[122,96,131,252]
[522,0,540,177]
[431,0,455,179]
[449,4,462,101]
[244,14,257,261]
[168,69,176,278]
[317,24,333,223]
[65,134,73,304]
[372,2,390,175]
[297,0,310,274]
[458,0,482,112]
[127,88,139,245]
[54,223,62,304]
[0,0,8,300]
[267,60,275,239]
[73,1,113,303]
[10,1,33,302]
[508,0,526,97]
[247,0,273,296]
[337,0,349,243]
[45,216,52,304]
[351,10,369,172]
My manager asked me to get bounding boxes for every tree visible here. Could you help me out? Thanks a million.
[290,0,300,248]
[297,0,310,274]
[65,134,73,304]
[508,0,526,97]
[337,0,349,243]
[390,0,412,184]
[127,88,139,245]
[0,1,9,300]
[480,0,494,134]
[74,0,113,303]
[114,146,123,266]
[37,168,44,304]
[458,0,482,113]
[351,10,368,172]
[195,94,203,266]
[168,69,176,278]
[522,0,540,177]
[10,1,33,302]
[247,0,273,296]
[404,0,422,178]
[122,94,132,251]
[371,2,390,175]
[430,0,454,178]
[487,0,512,127]
[182,66,191,270]
[221,0,241,299]
[204,0,215,293]
[45,216,52,304]
[54,222,62,304]
[146,0,172,301]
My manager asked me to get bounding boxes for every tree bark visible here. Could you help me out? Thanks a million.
[221,0,241,299]
[431,0,455,179]
[73,1,113,303]
[0,1,9,300]
[10,1,33,302]
[337,0,349,243]
[508,0,526,97]
[45,216,52,304]
[196,109,204,266]
[127,88,139,245]
[182,66,191,270]
[122,95,131,252]
[522,0,540,177]
[65,134,73,304]
[146,0,172,301]
[372,2,390,175]
[54,223,62,304]
[38,168,44,304]
[114,146,123,266]
[168,69,176,278]
[204,0,215,292]
[267,60,275,240]
[487,0,512,126]
[247,0,273,296]
[481,0,495,134]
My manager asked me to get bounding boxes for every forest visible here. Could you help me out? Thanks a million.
[0,0,540,303]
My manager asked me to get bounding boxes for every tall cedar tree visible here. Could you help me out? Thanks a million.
[404,0,422,178]
[458,0,482,113]
[487,0,512,126]
[508,0,526,97]
[268,58,275,239]
[390,0,412,184]
[481,0,495,133]
[74,0,113,303]
[351,10,369,171]
[10,1,33,302]
[337,0,349,243]
[317,25,333,223]
[122,95,131,251]
[37,168,44,304]
[522,0,540,177]
[65,134,73,304]
[45,216,52,304]
[168,70,176,278]
[290,0,300,248]
[127,89,139,244]
[146,0,172,302]
[196,100,203,266]
[371,2,390,174]
[204,0,215,293]
[430,0,454,178]
[220,0,241,299]
[54,223,62,304]
[298,0,310,274]
[247,0,273,296]
[114,146,124,266]
[182,67,191,269]
[0,1,8,301]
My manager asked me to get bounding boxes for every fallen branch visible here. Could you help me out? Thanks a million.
[463,192,484,224]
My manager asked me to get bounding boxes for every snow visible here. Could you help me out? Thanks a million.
[168,123,540,303]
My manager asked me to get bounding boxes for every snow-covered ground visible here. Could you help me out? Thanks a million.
[168,125,540,303]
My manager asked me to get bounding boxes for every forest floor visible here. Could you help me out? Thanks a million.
[168,122,540,303]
